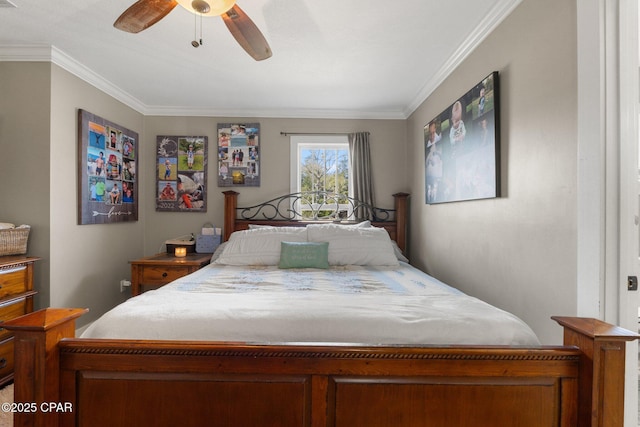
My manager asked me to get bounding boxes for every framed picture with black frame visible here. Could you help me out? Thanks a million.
[217,123,260,187]
[78,109,138,224]
[156,135,208,212]
[424,71,500,204]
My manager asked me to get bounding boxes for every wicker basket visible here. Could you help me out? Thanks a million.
[0,227,30,256]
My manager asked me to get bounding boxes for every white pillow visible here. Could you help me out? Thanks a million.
[247,225,308,231]
[336,220,372,228]
[215,227,307,265]
[306,224,399,266]
[391,241,409,263]
[210,241,228,262]
[248,221,371,229]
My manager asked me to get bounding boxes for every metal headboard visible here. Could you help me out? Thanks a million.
[222,191,409,254]
[235,191,394,222]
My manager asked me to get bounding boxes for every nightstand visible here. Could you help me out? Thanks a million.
[130,252,211,296]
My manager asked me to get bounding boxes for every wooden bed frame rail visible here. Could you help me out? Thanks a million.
[4,309,638,427]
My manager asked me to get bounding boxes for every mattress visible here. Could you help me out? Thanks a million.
[82,262,540,346]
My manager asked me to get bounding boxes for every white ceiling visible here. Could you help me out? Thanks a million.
[0,0,521,119]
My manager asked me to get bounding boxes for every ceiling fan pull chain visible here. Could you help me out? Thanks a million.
[199,12,203,46]
[191,11,201,47]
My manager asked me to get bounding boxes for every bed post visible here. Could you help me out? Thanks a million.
[552,316,639,427]
[3,308,88,427]
[223,190,239,242]
[393,193,409,254]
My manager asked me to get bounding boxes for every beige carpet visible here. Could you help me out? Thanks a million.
[0,384,13,427]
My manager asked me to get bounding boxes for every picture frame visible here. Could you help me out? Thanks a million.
[156,135,208,212]
[78,109,138,224]
[217,123,260,187]
[424,71,500,204]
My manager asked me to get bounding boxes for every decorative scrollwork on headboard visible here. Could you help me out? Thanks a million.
[223,191,409,252]
[237,192,394,222]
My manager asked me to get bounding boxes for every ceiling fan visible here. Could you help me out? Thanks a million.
[114,0,272,61]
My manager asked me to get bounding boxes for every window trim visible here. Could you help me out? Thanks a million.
[289,135,352,219]
[289,135,351,195]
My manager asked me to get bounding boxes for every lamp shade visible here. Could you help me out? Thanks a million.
[176,0,236,16]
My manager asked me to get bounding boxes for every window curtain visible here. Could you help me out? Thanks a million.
[348,132,375,220]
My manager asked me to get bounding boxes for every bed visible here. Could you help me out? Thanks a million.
[4,191,639,427]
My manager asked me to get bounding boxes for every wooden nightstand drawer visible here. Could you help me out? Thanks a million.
[0,265,28,299]
[141,266,191,285]
[130,253,211,295]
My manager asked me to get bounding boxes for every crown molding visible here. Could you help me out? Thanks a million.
[1,0,521,122]
[0,44,407,119]
[50,47,149,114]
[142,105,407,120]
[0,44,148,114]
[0,44,52,61]
[403,0,523,118]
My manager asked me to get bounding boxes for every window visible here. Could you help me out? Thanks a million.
[290,135,351,219]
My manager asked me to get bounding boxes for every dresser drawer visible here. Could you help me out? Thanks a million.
[0,299,26,342]
[0,339,14,382]
[0,265,28,299]
[140,266,191,285]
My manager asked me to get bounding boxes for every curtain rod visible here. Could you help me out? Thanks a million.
[280,131,349,136]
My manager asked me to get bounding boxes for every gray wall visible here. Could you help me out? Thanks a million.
[47,65,146,325]
[0,62,52,308]
[0,63,407,328]
[142,116,407,255]
[0,62,146,326]
[0,0,582,343]
[407,0,577,344]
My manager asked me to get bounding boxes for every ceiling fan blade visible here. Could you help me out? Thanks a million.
[114,0,178,33]
[222,5,272,61]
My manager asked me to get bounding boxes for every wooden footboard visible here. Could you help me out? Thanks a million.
[3,309,638,427]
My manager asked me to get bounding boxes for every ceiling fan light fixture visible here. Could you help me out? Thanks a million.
[176,0,235,16]
[191,0,210,14]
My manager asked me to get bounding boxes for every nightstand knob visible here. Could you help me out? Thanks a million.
[162,272,168,278]
[0,358,6,369]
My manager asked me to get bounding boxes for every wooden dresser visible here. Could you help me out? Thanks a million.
[0,255,38,386]
[130,253,211,296]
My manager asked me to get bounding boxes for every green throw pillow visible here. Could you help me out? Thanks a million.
[279,241,329,269]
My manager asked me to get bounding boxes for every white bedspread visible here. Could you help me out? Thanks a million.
[82,262,540,345]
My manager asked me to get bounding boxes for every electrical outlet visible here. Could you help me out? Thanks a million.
[120,279,131,293]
